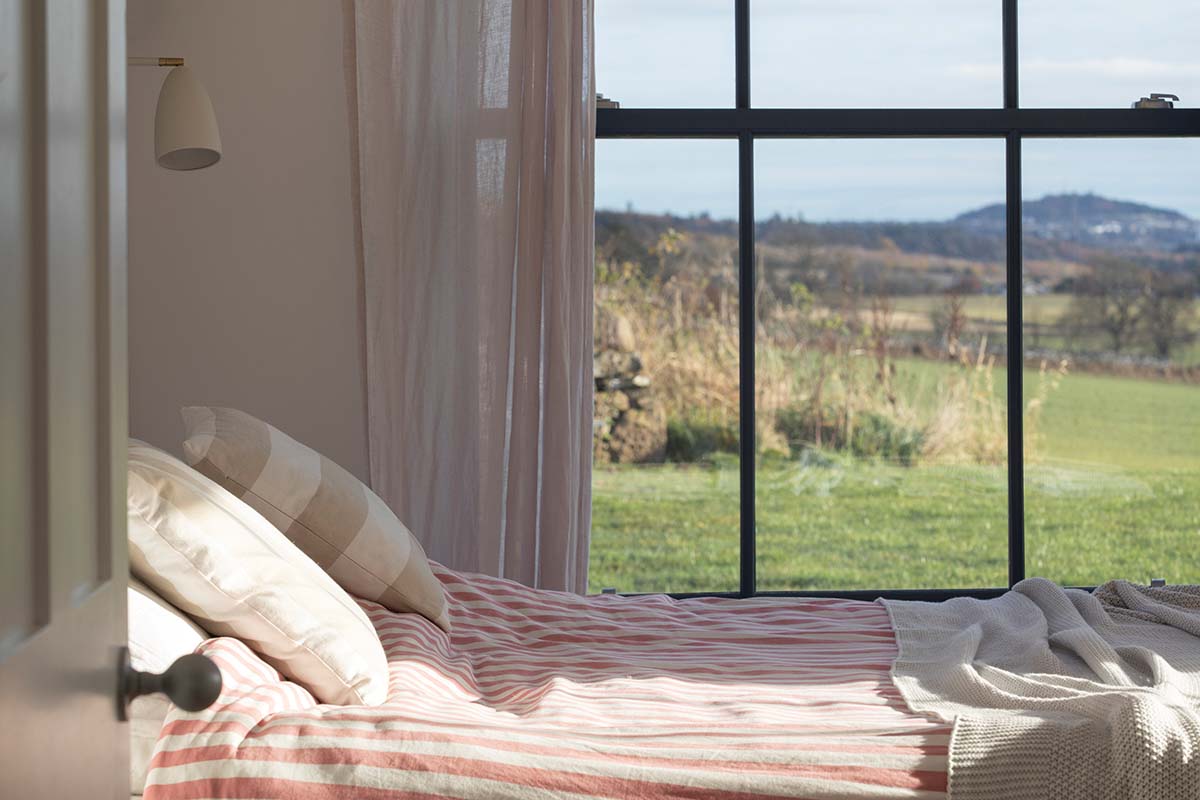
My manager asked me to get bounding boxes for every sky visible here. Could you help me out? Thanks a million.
[594,0,1200,221]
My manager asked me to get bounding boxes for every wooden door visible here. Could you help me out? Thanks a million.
[0,0,129,797]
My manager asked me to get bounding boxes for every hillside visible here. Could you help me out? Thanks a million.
[596,193,1200,294]
[955,193,1200,251]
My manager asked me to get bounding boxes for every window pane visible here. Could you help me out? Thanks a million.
[592,139,740,593]
[754,138,1008,590]
[596,0,733,108]
[1020,0,1200,108]
[1021,139,1200,585]
[752,0,1000,108]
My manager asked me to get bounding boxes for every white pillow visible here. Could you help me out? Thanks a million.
[128,576,207,796]
[126,440,389,705]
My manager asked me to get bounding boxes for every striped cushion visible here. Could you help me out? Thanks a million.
[181,406,451,631]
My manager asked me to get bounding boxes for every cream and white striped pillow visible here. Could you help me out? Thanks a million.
[181,406,451,631]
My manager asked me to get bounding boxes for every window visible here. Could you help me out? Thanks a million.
[1019,0,1200,108]
[1020,138,1200,585]
[596,0,733,108]
[594,1,1200,598]
[752,0,1000,108]
[754,138,1009,591]
[592,139,741,593]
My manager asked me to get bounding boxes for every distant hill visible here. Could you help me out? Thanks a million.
[954,193,1200,251]
[598,193,1200,271]
[595,194,1200,296]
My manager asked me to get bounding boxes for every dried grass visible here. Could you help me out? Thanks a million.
[596,232,1064,466]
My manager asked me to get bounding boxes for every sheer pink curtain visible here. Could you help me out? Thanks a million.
[351,0,594,592]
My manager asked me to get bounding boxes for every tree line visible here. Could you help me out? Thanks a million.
[1063,256,1197,359]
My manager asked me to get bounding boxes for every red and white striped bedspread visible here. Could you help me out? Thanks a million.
[145,566,949,799]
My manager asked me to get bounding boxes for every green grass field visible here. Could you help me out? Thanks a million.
[590,363,1200,593]
[890,294,1200,366]
[891,293,1075,325]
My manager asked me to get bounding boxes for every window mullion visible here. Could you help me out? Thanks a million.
[735,0,755,597]
[1003,0,1018,109]
[735,0,750,110]
[737,132,755,598]
[1005,133,1025,587]
[1003,0,1024,587]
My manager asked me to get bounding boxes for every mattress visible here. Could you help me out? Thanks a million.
[145,566,949,799]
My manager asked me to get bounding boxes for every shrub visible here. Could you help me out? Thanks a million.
[774,406,923,466]
[666,417,738,462]
[849,412,925,466]
[774,405,846,454]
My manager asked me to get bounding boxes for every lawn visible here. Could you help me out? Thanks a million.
[890,293,1200,366]
[891,293,1075,326]
[589,363,1200,594]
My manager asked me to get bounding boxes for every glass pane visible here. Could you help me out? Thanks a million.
[591,139,740,593]
[1022,139,1200,585]
[1020,0,1200,108]
[752,0,1000,108]
[596,0,733,108]
[754,138,1008,590]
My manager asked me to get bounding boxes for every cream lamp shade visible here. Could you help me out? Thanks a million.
[154,65,222,170]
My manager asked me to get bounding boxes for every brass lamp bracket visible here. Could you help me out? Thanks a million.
[128,57,185,67]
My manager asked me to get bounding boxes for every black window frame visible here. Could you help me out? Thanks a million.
[595,0,1200,601]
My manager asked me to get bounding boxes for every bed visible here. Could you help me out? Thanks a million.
[130,411,1200,799]
[143,565,950,799]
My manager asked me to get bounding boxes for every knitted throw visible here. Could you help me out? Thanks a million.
[883,579,1200,800]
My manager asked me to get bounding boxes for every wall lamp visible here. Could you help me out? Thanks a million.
[128,57,221,170]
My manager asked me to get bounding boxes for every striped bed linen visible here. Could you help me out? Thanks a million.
[145,565,949,799]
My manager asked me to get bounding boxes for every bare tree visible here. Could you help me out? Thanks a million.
[1141,272,1197,360]
[930,289,968,357]
[867,291,897,407]
[1064,256,1147,355]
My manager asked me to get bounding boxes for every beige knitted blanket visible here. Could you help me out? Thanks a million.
[883,579,1200,800]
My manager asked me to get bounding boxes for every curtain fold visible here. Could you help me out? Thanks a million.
[351,0,594,592]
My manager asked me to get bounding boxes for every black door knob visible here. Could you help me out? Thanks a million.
[118,646,223,721]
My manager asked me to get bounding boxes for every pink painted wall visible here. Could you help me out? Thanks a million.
[126,0,369,478]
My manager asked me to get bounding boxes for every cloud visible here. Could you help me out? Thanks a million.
[952,63,1002,81]
[954,58,1200,81]
[1026,58,1200,78]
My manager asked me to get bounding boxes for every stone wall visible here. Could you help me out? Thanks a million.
[592,311,666,464]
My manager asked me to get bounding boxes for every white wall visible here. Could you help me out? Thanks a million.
[126,0,369,478]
